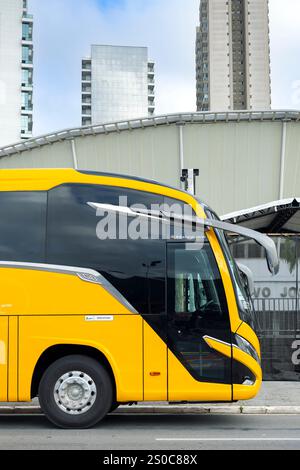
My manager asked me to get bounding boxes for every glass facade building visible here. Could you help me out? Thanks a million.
[0,0,33,147]
[81,45,155,126]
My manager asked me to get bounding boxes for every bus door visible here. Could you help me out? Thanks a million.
[167,241,233,402]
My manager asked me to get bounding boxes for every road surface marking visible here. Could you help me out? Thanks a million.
[157,438,300,442]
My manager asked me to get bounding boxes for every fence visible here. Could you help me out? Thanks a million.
[253,298,300,381]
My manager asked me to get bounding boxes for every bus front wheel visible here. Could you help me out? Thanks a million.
[38,355,113,429]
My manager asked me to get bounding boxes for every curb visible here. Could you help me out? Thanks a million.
[0,406,41,415]
[116,405,300,415]
[1,405,300,415]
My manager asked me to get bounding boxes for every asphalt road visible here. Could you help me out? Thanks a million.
[1,413,300,450]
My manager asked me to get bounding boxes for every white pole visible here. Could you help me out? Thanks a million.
[177,122,185,190]
[179,124,184,171]
[70,139,78,170]
[279,121,287,200]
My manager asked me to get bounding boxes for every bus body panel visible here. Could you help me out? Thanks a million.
[0,169,203,214]
[143,321,168,401]
[233,381,262,401]
[18,315,143,402]
[167,350,232,402]
[0,268,132,316]
[0,266,143,402]
[236,321,261,358]
[206,230,242,333]
[0,317,8,402]
[232,348,262,401]
[8,316,18,402]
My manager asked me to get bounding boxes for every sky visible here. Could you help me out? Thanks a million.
[28,0,300,137]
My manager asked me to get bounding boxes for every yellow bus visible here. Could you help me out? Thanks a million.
[0,169,278,429]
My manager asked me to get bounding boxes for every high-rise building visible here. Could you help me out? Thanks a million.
[196,0,271,111]
[0,0,33,147]
[81,45,155,126]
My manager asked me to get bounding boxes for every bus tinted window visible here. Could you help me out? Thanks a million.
[46,184,166,314]
[0,192,47,262]
[168,242,229,324]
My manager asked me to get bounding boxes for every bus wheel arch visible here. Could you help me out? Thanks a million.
[31,344,117,403]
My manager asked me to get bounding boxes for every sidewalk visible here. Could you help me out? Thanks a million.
[1,382,300,415]
[239,381,300,407]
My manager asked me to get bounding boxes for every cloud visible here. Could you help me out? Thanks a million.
[29,0,300,136]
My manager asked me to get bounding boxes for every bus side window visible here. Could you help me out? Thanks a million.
[169,242,229,324]
[46,184,166,315]
[0,191,47,262]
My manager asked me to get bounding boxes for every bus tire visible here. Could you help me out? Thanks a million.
[38,355,113,429]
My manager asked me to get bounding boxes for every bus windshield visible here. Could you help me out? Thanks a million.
[203,206,257,329]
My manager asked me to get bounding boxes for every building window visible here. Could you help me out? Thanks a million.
[82,83,91,93]
[22,22,32,41]
[21,114,33,134]
[82,60,91,70]
[82,72,91,82]
[82,105,91,116]
[22,91,33,111]
[82,117,92,126]
[22,45,33,64]
[22,68,33,87]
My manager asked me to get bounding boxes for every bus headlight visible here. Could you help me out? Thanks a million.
[235,334,261,365]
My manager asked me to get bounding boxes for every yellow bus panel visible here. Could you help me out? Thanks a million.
[0,317,8,402]
[18,315,143,402]
[8,317,18,402]
[168,350,232,402]
[143,321,167,401]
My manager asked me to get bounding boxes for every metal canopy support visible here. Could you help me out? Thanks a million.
[279,121,287,199]
[70,139,78,169]
[177,122,185,190]
[223,199,300,232]
[267,207,300,233]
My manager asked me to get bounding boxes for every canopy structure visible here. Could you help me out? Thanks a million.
[0,110,299,217]
[222,198,300,234]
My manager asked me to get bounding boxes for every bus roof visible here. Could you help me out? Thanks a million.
[0,168,203,203]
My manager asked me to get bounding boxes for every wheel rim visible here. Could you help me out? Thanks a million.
[54,371,97,415]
